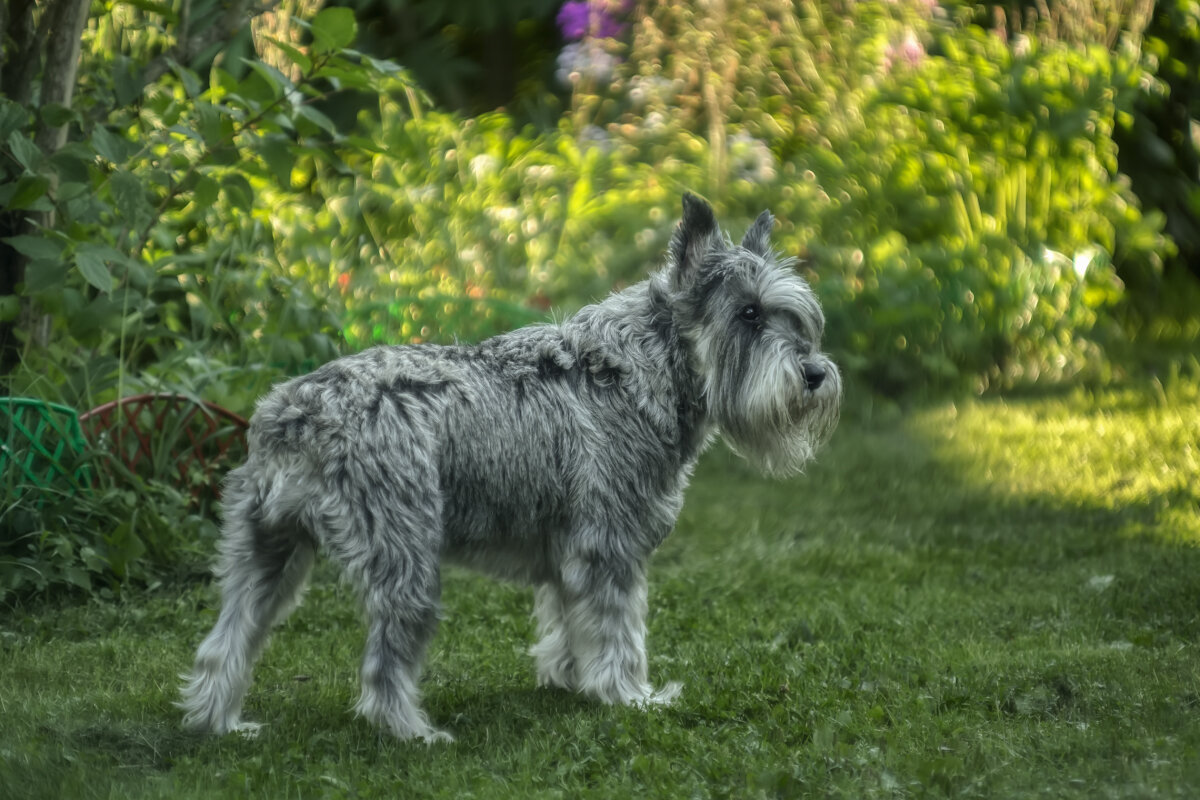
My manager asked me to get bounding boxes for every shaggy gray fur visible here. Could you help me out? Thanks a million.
[179,194,842,742]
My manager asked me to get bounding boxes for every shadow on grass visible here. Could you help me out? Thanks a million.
[1,721,204,800]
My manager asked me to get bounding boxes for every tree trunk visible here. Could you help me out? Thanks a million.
[0,0,41,103]
[35,0,89,153]
[0,0,91,378]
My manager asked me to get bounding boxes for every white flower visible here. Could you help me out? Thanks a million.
[728,131,776,184]
[556,41,619,87]
[469,154,498,180]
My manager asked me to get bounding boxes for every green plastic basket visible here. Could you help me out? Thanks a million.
[1,397,89,495]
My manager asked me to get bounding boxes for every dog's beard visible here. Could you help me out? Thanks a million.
[706,347,842,477]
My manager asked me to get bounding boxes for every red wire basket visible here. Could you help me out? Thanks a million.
[79,393,249,500]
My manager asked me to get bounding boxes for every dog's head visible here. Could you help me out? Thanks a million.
[668,193,841,475]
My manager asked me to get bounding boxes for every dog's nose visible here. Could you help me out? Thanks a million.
[802,362,826,391]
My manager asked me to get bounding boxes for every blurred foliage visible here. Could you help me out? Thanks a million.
[1114,0,1200,285]
[332,0,564,116]
[0,0,1196,601]
[974,0,1154,48]
[816,30,1160,393]
[565,0,1168,393]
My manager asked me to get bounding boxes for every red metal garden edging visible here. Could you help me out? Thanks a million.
[78,393,249,493]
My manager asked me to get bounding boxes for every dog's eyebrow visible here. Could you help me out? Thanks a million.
[757,276,823,343]
[762,307,819,348]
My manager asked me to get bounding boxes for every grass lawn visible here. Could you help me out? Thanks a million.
[2,380,1198,798]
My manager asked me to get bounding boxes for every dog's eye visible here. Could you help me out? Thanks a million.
[738,304,761,323]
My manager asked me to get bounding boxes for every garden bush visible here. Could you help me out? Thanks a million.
[0,0,1182,600]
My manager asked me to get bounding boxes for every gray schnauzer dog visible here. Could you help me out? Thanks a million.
[179,194,841,742]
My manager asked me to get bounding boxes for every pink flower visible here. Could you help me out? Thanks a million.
[884,31,926,72]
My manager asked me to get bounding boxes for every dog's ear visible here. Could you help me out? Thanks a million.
[741,210,774,257]
[669,193,721,288]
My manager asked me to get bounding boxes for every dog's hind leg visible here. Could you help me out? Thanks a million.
[316,467,451,743]
[179,466,316,735]
[351,557,448,743]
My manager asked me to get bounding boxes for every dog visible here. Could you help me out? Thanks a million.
[179,193,841,742]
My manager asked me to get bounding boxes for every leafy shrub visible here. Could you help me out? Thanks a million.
[294,108,705,347]
[1,471,219,601]
[800,27,1162,392]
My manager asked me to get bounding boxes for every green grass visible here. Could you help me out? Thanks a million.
[2,380,1199,798]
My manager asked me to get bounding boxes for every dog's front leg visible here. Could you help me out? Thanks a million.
[556,545,680,706]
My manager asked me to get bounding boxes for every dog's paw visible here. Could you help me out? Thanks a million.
[420,728,455,745]
[230,721,264,738]
[535,663,577,693]
[639,681,682,707]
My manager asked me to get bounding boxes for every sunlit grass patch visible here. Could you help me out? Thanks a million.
[912,380,1200,546]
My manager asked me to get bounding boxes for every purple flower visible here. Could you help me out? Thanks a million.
[557,2,590,40]
[557,0,628,41]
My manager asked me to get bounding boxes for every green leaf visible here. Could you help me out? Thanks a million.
[167,124,205,143]
[310,7,357,54]
[311,63,373,91]
[6,130,43,172]
[221,173,253,213]
[55,182,90,206]
[266,37,312,74]
[39,103,77,128]
[193,174,219,208]
[7,175,50,209]
[196,104,233,147]
[0,98,30,140]
[80,545,108,574]
[113,56,144,107]
[50,145,93,183]
[0,295,19,322]
[64,566,92,591]
[110,169,153,225]
[24,260,70,293]
[244,59,292,98]
[257,137,294,186]
[169,58,204,99]
[92,126,130,164]
[364,55,404,76]
[296,104,337,136]
[74,243,117,292]
[3,234,63,261]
